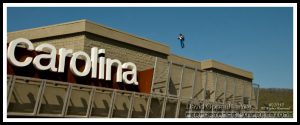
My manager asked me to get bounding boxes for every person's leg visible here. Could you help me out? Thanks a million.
[181,40,184,48]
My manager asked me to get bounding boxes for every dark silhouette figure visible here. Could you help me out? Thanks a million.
[177,33,185,48]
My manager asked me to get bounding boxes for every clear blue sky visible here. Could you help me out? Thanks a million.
[7,7,293,89]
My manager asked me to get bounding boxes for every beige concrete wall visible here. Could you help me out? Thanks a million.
[205,72,216,102]
[193,70,205,100]
[225,77,235,104]
[31,34,85,53]
[90,89,113,117]
[39,82,68,115]
[83,33,172,100]
[164,98,178,118]
[235,80,244,105]
[148,96,164,118]
[180,67,195,98]
[201,59,253,80]
[131,94,148,118]
[214,74,226,103]
[152,58,169,94]
[85,20,170,55]
[83,33,162,71]
[243,82,252,105]
[168,64,183,96]
[200,71,254,107]
[8,77,42,113]
[66,87,91,116]
[112,92,131,118]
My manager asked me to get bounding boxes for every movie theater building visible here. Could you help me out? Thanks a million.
[6,20,259,118]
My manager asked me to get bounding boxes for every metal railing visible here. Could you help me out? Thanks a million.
[6,58,260,118]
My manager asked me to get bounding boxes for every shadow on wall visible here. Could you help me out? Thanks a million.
[112,102,129,117]
[39,95,64,114]
[168,78,177,95]
[8,92,36,113]
[91,100,110,117]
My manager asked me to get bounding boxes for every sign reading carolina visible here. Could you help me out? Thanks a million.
[7,38,138,85]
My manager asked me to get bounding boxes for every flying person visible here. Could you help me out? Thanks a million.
[177,33,185,48]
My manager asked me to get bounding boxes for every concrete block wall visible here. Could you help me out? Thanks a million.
[131,94,148,118]
[148,96,164,118]
[32,34,85,53]
[244,82,252,105]
[152,58,169,94]
[83,33,158,71]
[39,82,69,115]
[225,77,235,104]
[251,84,259,108]
[112,92,131,118]
[235,80,244,105]
[205,72,216,102]
[66,87,91,116]
[215,74,226,103]
[168,64,183,96]
[7,77,42,113]
[164,98,178,117]
[193,70,204,100]
[30,32,161,73]
[90,89,113,117]
[30,32,170,96]
[198,71,255,107]
[180,67,195,98]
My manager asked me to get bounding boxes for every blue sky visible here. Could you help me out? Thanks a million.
[7,7,293,89]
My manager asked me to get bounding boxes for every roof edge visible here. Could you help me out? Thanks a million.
[201,59,253,79]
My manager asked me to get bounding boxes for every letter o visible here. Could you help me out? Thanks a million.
[70,51,91,77]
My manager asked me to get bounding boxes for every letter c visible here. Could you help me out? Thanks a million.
[7,38,34,67]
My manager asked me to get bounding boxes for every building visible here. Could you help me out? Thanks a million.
[6,19,259,118]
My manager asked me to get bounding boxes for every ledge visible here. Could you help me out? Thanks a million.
[200,59,253,80]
